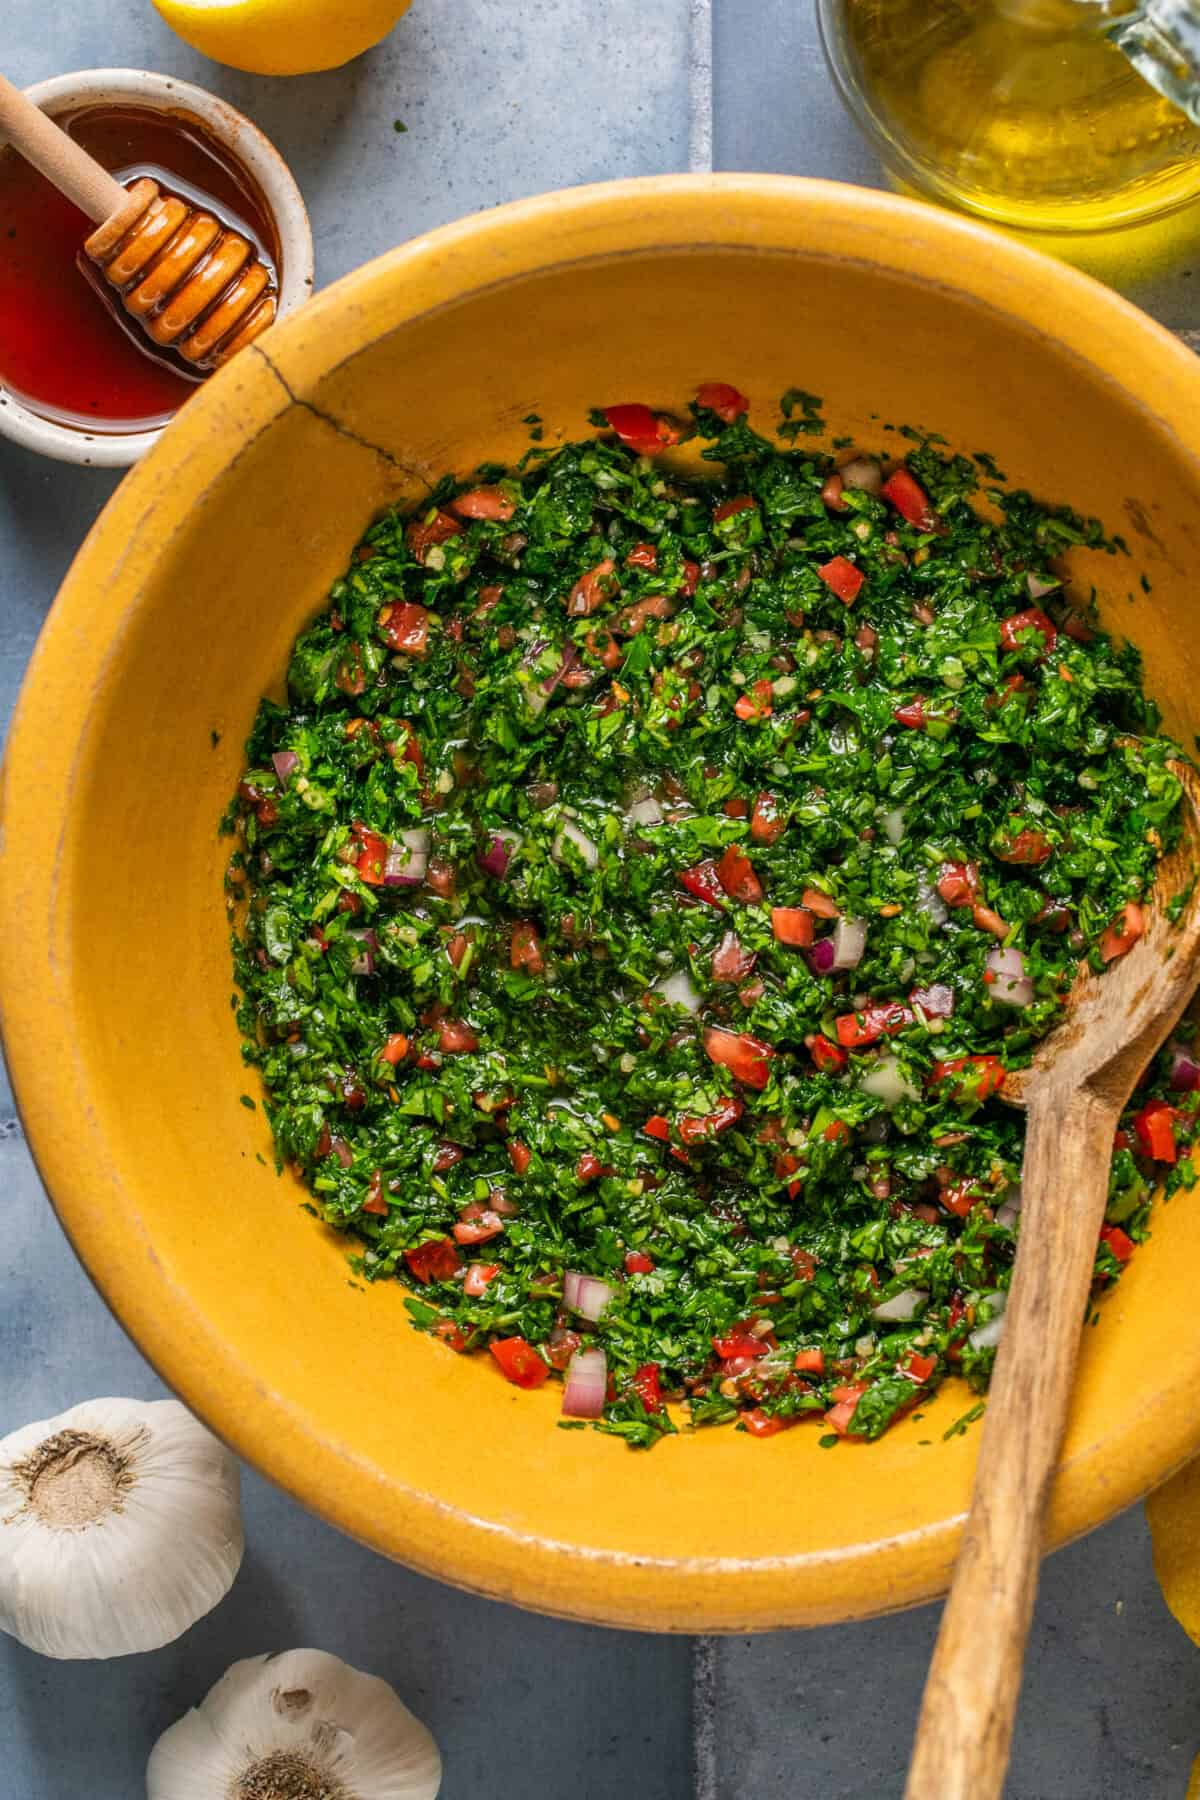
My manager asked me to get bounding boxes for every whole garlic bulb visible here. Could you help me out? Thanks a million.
[147,1648,443,1799]
[0,1396,242,1659]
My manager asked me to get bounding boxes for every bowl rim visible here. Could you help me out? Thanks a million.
[5,172,1200,1631]
[0,67,314,469]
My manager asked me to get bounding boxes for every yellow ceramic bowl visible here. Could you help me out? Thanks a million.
[5,177,1200,1632]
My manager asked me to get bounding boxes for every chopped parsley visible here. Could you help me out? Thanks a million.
[226,389,1199,1447]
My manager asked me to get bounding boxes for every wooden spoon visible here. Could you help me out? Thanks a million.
[905,761,1200,1800]
[0,71,276,368]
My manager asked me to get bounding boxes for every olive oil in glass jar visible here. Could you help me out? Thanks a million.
[818,0,1200,231]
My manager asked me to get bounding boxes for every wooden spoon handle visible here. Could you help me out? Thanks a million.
[0,72,127,225]
[905,1085,1118,1800]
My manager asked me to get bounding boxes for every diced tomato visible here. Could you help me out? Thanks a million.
[823,1118,851,1144]
[794,1347,826,1376]
[901,1351,937,1383]
[406,509,462,560]
[771,906,814,947]
[723,795,749,819]
[825,1381,869,1437]
[604,403,684,454]
[351,821,389,886]
[734,677,775,723]
[994,828,1053,866]
[818,555,865,605]
[680,559,700,597]
[624,1249,656,1275]
[713,495,757,523]
[892,697,928,730]
[881,467,935,529]
[678,1097,745,1145]
[679,859,727,908]
[405,1237,460,1283]
[380,1032,410,1066]
[453,1208,505,1245]
[432,1141,464,1174]
[643,1114,672,1142]
[820,472,847,512]
[576,1151,614,1182]
[424,856,456,899]
[1134,1098,1177,1163]
[936,861,979,908]
[714,1323,770,1360]
[449,485,515,522]
[696,381,749,423]
[567,557,618,618]
[510,920,546,975]
[712,930,757,982]
[703,1025,776,1091]
[930,1054,1006,1104]
[631,1362,665,1412]
[446,931,471,972]
[1113,1129,1133,1153]
[625,542,659,571]
[742,1407,792,1438]
[432,1320,468,1353]
[790,1246,818,1281]
[1099,1223,1135,1263]
[750,791,786,844]
[810,1035,848,1073]
[1099,902,1145,963]
[464,1262,501,1297]
[716,844,764,903]
[802,888,840,919]
[362,1170,389,1216]
[999,607,1057,658]
[834,1002,913,1049]
[508,1140,531,1175]
[489,1336,549,1388]
[380,601,431,655]
[437,1019,480,1054]
[972,902,1009,940]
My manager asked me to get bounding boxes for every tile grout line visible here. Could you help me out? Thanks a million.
[691,1635,719,1799]
[688,0,714,174]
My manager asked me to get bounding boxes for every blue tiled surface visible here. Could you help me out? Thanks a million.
[4,3,1200,1796]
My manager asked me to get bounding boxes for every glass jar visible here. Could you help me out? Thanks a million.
[817,0,1200,232]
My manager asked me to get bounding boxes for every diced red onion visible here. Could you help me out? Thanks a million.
[1026,572,1060,601]
[860,1054,919,1109]
[562,1348,608,1418]
[563,1271,615,1322]
[553,819,599,870]
[477,831,520,878]
[832,917,868,970]
[1168,1043,1200,1091]
[349,929,378,977]
[986,945,1034,1008]
[805,936,838,977]
[912,983,955,1018]
[384,829,430,887]
[272,750,299,787]
[881,807,906,847]
[542,644,579,695]
[995,1185,1023,1229]
[627,795,665,829]
[331,1138,353,1168]
[871,1286,929,1324]
[658,969,702,1013]
[970,1315,1005,1352]
[839,455,883,495]
[916,882,949,928]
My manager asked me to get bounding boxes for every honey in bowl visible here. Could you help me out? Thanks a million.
[0,103,281,436]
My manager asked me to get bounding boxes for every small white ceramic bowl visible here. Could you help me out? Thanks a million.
[0,69,314,468]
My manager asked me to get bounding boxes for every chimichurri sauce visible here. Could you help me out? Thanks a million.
[228,387,1200,1448]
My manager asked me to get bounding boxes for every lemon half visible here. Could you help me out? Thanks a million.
[151,0,413,76]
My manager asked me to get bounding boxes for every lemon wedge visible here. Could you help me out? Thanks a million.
[1146,1457,1200,1648]
[150,0,413,76]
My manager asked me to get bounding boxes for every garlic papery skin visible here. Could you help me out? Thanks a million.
[147,1648,443,1800]
[0,1396,242,1659]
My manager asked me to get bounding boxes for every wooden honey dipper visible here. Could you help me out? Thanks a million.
[0,72,276,369]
